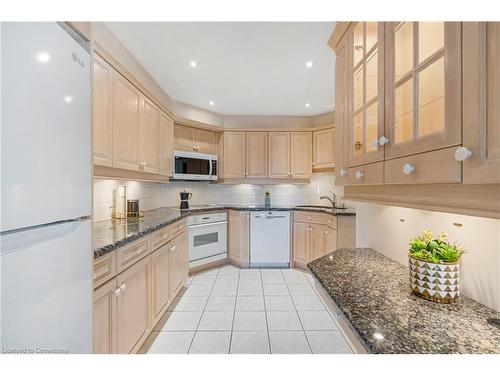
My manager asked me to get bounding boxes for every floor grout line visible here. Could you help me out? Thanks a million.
[227,267,241,354]
[186,265,220,354]
[262,268,272,354]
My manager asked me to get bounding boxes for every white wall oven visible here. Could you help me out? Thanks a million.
[187,212,227,269]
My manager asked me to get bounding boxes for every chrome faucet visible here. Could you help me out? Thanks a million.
[320,191,337,208]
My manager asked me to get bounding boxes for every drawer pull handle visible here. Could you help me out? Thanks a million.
[120,283,126,292]
[454,147,472,161]
[113,288,121,297]
[170,245,176,252]
[355,171,364,179]
[402,163,415,175]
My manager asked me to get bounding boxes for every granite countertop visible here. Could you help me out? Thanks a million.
[93,205,355,258]
[307,248,500,354]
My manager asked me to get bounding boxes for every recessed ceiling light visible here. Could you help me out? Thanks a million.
[63,95,73,103]
[306,61,313,68]
[305,103,311,108]
[190,60,197,68]
[209,101,214,106]
[36,51,51,63]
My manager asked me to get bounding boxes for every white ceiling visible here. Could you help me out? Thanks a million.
[105,22,336,116]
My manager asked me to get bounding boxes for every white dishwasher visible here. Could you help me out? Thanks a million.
[250,211,290,268]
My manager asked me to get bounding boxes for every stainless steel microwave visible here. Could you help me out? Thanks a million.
[173,151,218,181]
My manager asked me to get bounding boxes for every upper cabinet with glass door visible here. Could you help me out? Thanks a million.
[347,22,385,167]
[385,22,461,159]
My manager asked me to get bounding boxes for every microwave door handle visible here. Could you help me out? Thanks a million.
[209,159,213,176]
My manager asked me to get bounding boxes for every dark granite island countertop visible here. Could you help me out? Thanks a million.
[307,248,500,354]
[93,205,355,258]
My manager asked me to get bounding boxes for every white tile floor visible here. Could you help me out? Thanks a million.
[146,264,355,354]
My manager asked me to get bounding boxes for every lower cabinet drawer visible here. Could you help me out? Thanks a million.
[116,237,150,273]
[294,211,328,224]
[151,226,171,250]
[94,252,116,289]
[348,162,384,185]
[385,147,462,184]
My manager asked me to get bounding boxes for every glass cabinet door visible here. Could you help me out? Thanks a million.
[385,22,461,159]
[347,22,385,167]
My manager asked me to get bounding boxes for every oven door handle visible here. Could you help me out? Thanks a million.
[188,221,227,229]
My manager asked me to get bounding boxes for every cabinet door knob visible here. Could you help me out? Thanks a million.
[402,163,415,175]
[324,230,328,234]
[113,288,121,297]
[120,283,126,292]
[340,169,347,177]
[454,147,472,161]
[355,171,364,179]
[170,245,176,252]
[378,136,389,146]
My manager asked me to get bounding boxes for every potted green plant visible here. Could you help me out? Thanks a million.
[408,230,464,304]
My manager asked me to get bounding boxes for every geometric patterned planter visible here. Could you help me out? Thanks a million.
[409,256,460,304]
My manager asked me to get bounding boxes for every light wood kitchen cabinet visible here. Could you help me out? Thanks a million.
[384,22,461,160]
[462,22,500,184]
[169,231,188,297]
[268,131,312,180]
[347,22,386,167]
[268,132,291,179]
[93,278,117,354]
[174,124,216,154]
[293,212,345,268]
[159,111,174,176]
[335,33,349,184]
[228,210,250,267]
[116,256,150,354]
[313,127,335,169]
[292,221,311,268]
[223,131,246,179]
[138,96,160,174]
[93,251,116,289]
[246,132,268,178]
[290,132,313,179]
[196,128,217,154]
[151,242,171,326]
[174,124,196,152]
[92,53,114,167]
[311,224,337,261]
[112,73,141,171]
[310,223,326,262]
[324,227,338,254]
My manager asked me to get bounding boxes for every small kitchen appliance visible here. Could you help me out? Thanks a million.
[173,150,218,181]
[180,191,192,209]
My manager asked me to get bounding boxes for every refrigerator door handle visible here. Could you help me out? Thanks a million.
[0,220,82,256]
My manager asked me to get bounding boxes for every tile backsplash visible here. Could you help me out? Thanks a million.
[93,173,343,222]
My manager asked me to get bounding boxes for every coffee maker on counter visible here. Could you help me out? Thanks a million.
[179,191,192,209]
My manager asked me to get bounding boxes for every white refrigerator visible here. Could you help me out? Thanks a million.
[1,22,92,353]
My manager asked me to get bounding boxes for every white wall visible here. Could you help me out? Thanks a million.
[353,202,500,311]
[93,173,343,221]
[93,179,163,221]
